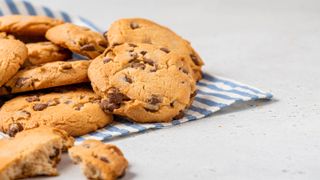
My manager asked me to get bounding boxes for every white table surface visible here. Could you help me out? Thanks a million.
[25,0,320,179]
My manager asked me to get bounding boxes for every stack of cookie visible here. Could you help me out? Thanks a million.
[0,15,203,138]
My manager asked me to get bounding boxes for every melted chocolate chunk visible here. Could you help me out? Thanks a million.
[160,47,170,53]
[25,95,40,102]
[8,123,24,137]
[33,103,48,111]
[100,88,130,112]
[80,44,96,51]
[147,95,162,105]
[130,22,140,29]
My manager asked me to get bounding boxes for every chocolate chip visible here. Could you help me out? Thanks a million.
[33,103,48,111]
[15,77,29,88]
[140,51,147,56]
[100,99,118,112]
[25,95,40,102]
[129,52,138,59]
[179,67,189,74]
[160,47,170,53]
[130,60,146,70]
[80,44,96,51]
[130,22,140,29]
[100,88,130,112]
[8,123,23,137]
[143,57,155,66]
[103,57,112,64]
[190,54,200,66]
[147,95,162,105]
[100,157,110,163]
[128,43,137,47]
[124,75,132,83]
[173,110,185,120]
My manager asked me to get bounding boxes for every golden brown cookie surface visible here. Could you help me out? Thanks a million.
[46,23,108,58]
[0,60,90,95]
[0,87,113,137]
[24,42,71,66]
[0,127,74,180]
[69,140,128,180]
[0,39,28,87]
[0,15,63,36]
[88,43,196,123]
[107,18,203,80]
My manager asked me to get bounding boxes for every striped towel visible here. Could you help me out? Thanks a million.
[0,0,273,143]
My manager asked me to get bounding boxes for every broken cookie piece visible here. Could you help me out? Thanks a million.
[69,140,128,180]
[0,127,74,180]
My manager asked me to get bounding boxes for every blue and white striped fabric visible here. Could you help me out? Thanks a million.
[0,0,273,143]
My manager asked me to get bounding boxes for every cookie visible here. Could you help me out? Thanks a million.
[88,43,196,123]
[24,42,72,66]
[0,87,113,137]
[106,18,203,81]
[0,60,90,95]
[46,23,108,58]
[0,39,28,87]
[0,127,74,180]
[69,140,128,180]
[0,15,63,36]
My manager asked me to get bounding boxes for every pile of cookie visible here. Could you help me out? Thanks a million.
[0,15,203,179]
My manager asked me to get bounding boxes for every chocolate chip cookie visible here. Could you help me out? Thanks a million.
[0,15,63,36]
[69,140,128,180]
[46,23,108,58]
[0,60,90,95]
[0,87,113,137]
[106,18,203,81]
[0,127,74,179]
[88,43,196,123]
[24,42,72,66]
[0,39,28,87]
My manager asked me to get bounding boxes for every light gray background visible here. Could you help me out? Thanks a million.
[26,0,320,179]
